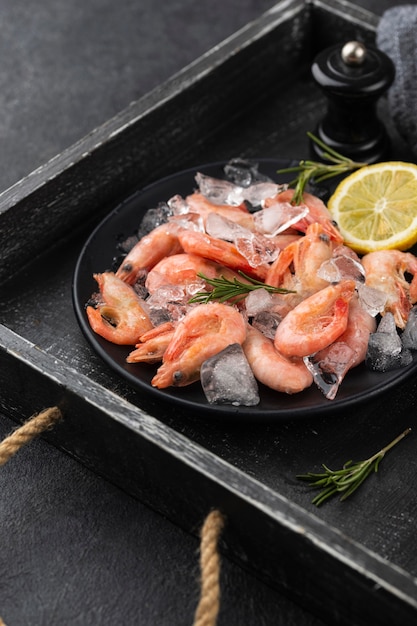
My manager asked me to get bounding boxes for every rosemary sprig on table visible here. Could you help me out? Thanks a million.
[277,132,367,205]
[189,271,294,304]
[297,428,411,507]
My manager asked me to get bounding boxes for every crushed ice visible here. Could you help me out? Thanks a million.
[195,171,286,209]
[205,213,278,267]
[137,202,172,238]
[146,285,197,326]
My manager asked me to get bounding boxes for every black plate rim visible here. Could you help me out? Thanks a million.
[72,159,417,420]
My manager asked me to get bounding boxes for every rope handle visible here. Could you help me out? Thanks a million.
[193,509,225,626]
[0,406,62,466]
[0,406,224,625]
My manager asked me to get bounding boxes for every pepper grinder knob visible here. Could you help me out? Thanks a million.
[311,40,395,163]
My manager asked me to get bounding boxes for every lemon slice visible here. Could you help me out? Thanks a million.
[327,161,417,254]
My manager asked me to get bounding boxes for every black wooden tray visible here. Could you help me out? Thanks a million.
[1,1,417,624]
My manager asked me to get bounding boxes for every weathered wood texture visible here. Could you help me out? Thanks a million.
[1,1,417,625]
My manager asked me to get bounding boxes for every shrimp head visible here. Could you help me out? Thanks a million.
[86,272,153,345]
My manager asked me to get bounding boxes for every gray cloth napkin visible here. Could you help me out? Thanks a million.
[377,5,417,156]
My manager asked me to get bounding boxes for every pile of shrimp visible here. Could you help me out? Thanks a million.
[85,166,417,403]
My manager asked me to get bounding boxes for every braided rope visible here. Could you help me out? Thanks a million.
[0,407,62,466]
[193,509,225,626]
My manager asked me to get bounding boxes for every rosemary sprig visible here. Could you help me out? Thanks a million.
[277,132,367,205]
[189,271,294,304]
[297,427,411,507]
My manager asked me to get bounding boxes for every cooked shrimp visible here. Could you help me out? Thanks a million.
[127,322,175,364]
[266,223,335,300]
[361,250,417,329]
[177,229,268,280]
[86,272,153,345]
[304,294,376,399]
[185,191,255,230]
[243,325,313,394]
[151,302,247,388]
[116,223,183,284]
[274,280,356,357]
[263,188,343,243]
[145,253,237,294]
[328,294,377,367]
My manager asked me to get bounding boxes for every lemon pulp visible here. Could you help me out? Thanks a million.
[328,161,417,254]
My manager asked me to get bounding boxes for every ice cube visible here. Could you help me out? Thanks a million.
[357,283,388,317]
[366,331,413,372]
[169,212,205,232]
[401,305,417,350]
[304,342,356,400]
[377,312,397,336]
[253,202,308,237]
[146,285,193,325]
[195,172,244,206]
[195,171,285,209]
[235,233,279,267]
[317,253,365,284]
[245,288,273,317]
[167,194,189,215]
[205,212,248,242]
[205,213,278,267]
[200,343,260,406]
[242,182,287,208]
[251,310,281,339]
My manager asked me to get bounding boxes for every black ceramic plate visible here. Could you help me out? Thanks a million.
[73,160,417,419]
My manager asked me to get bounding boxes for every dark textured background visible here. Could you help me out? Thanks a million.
[0,1,416,625]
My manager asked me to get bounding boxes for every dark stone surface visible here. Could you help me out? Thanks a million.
[1,1,416,625]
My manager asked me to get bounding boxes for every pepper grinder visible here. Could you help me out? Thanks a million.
[311,40,395,163]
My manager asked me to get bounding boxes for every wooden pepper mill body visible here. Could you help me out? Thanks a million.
[311,41,395,163]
